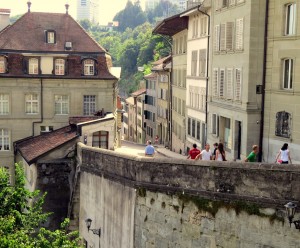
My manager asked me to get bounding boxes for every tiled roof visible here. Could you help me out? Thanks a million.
[0,12,105,53]
[69,116,102,125]
[131,88,146,97]
[144,72,156,79]
[152,55,171,65]
[16,125,78,164]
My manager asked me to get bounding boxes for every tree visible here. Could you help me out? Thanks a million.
[0,163,82,248]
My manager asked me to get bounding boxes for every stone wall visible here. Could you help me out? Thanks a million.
[78,144,300,247]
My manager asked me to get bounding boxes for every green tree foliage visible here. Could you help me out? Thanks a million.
[113,1,146,32]
[79,19,92,31]
[0,163,82,248]
[9,14,22,24]
[146,0,180,23]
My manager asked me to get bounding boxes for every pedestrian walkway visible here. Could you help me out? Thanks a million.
[155,145,186,159]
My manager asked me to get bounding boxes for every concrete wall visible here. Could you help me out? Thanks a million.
[77,144,300,247]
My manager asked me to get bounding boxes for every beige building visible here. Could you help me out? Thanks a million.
[207,0,266,160]
[0,5,119,170]
[153,14,188,154]
[181,4,210,151]
[263,0,300,163]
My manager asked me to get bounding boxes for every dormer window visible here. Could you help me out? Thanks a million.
[54,59,65,75]
[83,59,95,75]
[0,56,7,74]
[28,58,39,75]
[45,30,56,44]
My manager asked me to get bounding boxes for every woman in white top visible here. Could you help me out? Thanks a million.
[275,143,292,164]
[215,143,226,161]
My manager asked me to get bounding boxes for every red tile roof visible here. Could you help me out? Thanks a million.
[131,88,146,97]
[16,125,78,164]
[69,116,102,125]
[144,72,156,79]
[0,12,105,53]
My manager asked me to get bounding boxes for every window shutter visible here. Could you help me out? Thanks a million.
[235,18,244,50]
[199,49,206,77]
[235,68,242,101]
[214,25,220,52]
[220,23,226,51]
[226,22,234,50]
[226,68,233,99]
[219,69,225,98]
[213,68,219,97]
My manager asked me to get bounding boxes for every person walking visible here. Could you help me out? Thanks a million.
[215,143,226,161]
[245,145,258,162]
[275,143,292,164]
[212,143,218,160]
[196,143,212,161]
[187,144,201,159]
[145,140,155,156]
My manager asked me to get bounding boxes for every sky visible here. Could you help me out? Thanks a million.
[1,0,145,25]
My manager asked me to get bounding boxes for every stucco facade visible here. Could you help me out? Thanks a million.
[207,0,266,160]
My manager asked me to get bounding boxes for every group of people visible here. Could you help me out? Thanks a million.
[187,142,292,164]
[187,143,227,161]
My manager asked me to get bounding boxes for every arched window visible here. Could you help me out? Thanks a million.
[83,59,95,75]
[92,131,108,149]
[275,111,291,138]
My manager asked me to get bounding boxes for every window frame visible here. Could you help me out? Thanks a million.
[0,56,7,74]
[54,58,65,75]
[28,58,39,75]
[25,93,39,114]
[275,111,291,138]
[45,30,56,44]
[285,3,296,36]
[0,128,10,151]
[55,95,69,115]
[282,58,293,89]
[83,95,96,116]
[83,59,95,76]
[0,93,9,115]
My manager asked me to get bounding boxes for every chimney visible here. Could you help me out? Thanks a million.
[0,9,10,31]
[27,1,31,13]
[65,3,70,14]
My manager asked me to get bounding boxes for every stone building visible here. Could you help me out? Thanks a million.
[0,4,119,170]
[153,13,188,154]
[207,0,266,160]
[263,0,300,163]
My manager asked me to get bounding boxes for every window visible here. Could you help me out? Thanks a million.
[211,114,219,136]
[200,16,208,36]
[0,94,9,115]
[283,58,293,89]
[235,18,244,50]
[55,95,69,115]
[92,131,108,149]
[188,117,191,136]
[192,119,196,137]
[235,68,242,101]
[219,69,225,97]
[191,50,198,76]
[199,49,207,77]
[220,23,226,51]
[83,59,95,75]
[55,59,65,75]
[226,68,233,99]
[0,56,7,73]
[28,58,39,75]
[25,93,38,114]
[285,4,296,35]
[214,25,220,51]
[226,22,234,50]
[83,95,96,115]
[212,69,219,97]
[197,121,200,140]
[0,129,10,151]
[46,31,55,44]
[275,111,291,138]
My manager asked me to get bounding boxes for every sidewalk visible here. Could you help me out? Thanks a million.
[155,145,186,159]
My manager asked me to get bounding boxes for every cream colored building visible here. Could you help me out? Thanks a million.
[181,4,210,151]
[263,0,300,163]
[207,0,266,160]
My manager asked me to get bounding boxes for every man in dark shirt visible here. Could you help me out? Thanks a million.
[187,144,200,159]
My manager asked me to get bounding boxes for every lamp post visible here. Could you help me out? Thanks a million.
[85,218,101,237]
[284,202,300,230]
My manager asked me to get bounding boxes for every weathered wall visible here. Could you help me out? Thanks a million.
[77,144,300,247]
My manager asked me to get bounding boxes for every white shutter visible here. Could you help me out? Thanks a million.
[226,68,233,99]
[236,18,244,50]
[214,25,220,52]
[213,68,219,97]
[226,22,234,50]
[219,69,225,98]
[235,68,242,101]
[220,23,226,51]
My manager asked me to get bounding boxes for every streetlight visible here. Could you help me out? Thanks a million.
[85,218,101,236]
[284,202,300,230]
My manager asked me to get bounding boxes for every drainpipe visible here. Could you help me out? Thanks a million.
[32,78,44,136]
[258,0,269,162]
[197,4,210,144]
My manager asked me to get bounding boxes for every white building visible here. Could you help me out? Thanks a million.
[77,0,99,24]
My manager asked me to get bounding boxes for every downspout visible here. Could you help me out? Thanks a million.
[197,4,210,144]
[258,0,269,162]
[32,78,44,136]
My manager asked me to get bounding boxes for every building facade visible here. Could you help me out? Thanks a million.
[263,0,300,163]
[0,6,118,169]
[207,0,266,160]
[77,0,99,24]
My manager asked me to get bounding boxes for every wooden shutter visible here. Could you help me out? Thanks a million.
[214,25,220,52]
[235,18,244,50]
[226,68,233,99]
[219,69,225,97]
[220,23,226,51]
[199,49,207,76]
[226,22,234,50]
[212,68,219,97]
[235,68,242,101]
